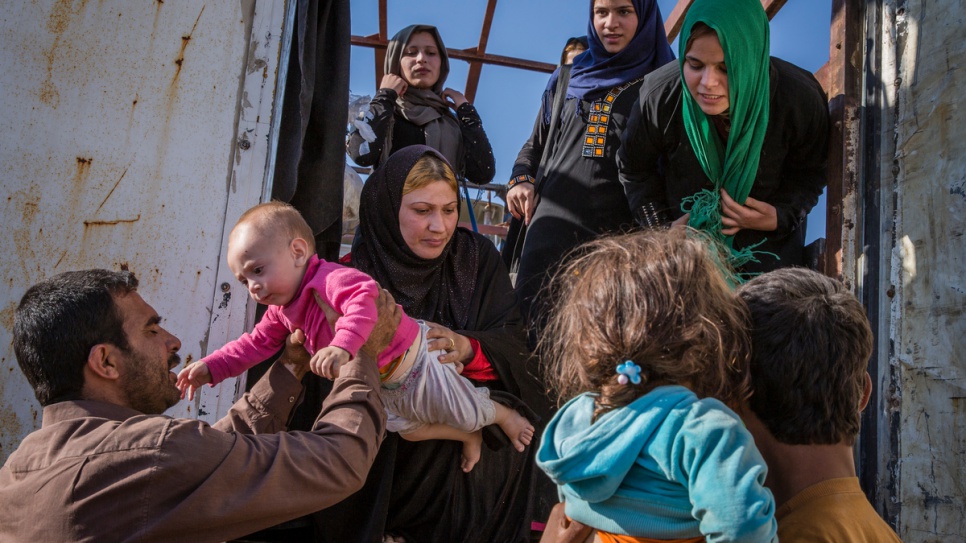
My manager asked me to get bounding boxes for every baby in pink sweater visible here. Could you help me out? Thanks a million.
[177,202,533,471]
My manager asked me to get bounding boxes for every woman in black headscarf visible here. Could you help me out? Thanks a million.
[347,25,495,186]
[315,145,544,543]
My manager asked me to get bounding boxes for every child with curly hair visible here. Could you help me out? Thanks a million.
[536,228,777,542]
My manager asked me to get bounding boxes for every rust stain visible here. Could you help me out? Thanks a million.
[39,78,60,108]
[22,201,39,224]
[0,301,16,331]
[0,406,24,454]
[74,157,93,186]
[128,94,140,134]
[95,167,128,213]
[54,249,69,270]
[46,0,74,34]
[83,214,141,226]
[0,366,26,448]
[7,187,42,278]
[172,6,205,83]
[39,0,88,108]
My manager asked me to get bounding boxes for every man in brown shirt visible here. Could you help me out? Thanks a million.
[737,268,901,542]
[0,269,396,543]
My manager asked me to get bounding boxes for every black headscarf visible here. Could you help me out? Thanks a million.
[327,146,546,543]
[352,145,480,329]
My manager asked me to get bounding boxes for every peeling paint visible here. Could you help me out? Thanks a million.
[246,39,266,75]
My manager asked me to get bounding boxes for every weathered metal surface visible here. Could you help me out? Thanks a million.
[663,0,787,42]
[855,0,902,528]
[0,1,286,463]
[825,0,864,283]
[881,0,966,538]
[351,33,557,73]
[463,0,498,103]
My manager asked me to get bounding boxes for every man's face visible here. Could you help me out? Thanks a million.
[113,292,182,414]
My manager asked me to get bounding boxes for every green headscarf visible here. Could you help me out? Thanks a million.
[679,0,771,269]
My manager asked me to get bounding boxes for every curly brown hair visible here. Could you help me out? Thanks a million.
[540,228,752,420]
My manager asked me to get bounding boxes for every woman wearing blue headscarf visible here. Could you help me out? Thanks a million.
[502,0,673,535]
[504,0,674,339]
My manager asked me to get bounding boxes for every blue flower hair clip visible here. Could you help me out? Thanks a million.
[616,360,642,385]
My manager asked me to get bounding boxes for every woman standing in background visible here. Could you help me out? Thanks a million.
[347,24,495,186]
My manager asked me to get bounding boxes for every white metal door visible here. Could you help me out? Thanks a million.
[0,0,290,462]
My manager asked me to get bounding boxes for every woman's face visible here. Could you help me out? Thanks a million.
[684,31,730,116]
[398,179,459,260]
[400,32,442,89]
[593,0,638,54]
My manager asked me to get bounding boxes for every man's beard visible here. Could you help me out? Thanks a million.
[119,350,182,414]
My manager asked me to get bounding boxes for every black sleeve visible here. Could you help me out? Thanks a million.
[771,76,830,235]
[346,89,398,167]
[618,85,674,226]
[458,240,551,421]
[510,100,551,181]
[456,103,496,184]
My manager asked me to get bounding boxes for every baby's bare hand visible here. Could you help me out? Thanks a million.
[310,346,350,380]
[176,361,212,401]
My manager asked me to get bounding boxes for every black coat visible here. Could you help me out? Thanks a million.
[347,88,496,185]
[619,58,829,273]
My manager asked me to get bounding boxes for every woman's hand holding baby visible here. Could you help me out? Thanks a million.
[426,322,472,366]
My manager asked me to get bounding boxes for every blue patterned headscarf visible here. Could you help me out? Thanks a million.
[566,0,674,103]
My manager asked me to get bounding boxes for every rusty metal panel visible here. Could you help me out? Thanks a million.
[0,1,287,462]
[825,0,865,282]
[883,0,966,539]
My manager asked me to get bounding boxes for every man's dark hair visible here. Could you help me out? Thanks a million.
[737,267,873,445]
[13,269,139,406]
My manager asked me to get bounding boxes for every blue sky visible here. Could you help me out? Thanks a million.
[347,1,832,242]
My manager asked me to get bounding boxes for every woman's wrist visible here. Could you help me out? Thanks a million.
[374,87,399,101]
[455,333,474,363]
[507,174,535,191]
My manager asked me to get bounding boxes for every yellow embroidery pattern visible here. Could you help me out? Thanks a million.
[581,80,640,158]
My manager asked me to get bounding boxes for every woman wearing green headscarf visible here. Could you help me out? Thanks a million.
[618,0,829,275]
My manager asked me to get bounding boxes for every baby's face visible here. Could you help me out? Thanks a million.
[227,223,305,306]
